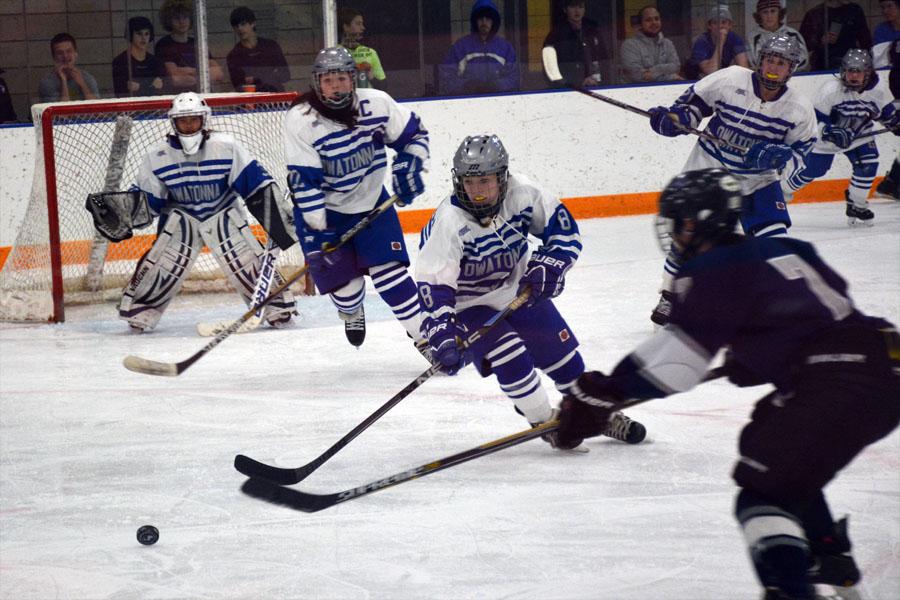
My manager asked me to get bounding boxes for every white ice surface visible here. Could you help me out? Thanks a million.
[1,201,899,600]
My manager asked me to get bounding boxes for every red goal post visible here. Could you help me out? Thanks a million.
[0,92,312,323]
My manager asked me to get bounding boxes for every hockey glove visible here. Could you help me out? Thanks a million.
[422,313,472,375]
[746,142,793,171]
[822,125,853,149]
[557,394,616,450]
[721,350,766,388]
[299,226,337,273]
[517,249,572,305]
[391,152,425,207]
[649,105,692,138]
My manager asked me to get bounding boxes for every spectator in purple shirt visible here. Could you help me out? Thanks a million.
[226,6,290,92]
[155,0,224,93]
[439,0,518,95]
[112,16,163,97]
[686,5,749,79]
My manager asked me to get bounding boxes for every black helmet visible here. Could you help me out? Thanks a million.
[656,169,743,259]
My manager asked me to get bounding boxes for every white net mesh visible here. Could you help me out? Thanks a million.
[0,93,308,322]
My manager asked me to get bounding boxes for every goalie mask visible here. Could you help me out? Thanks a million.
[452,134,509,224]
[756,33,804,90]
[311,47,357,109]
[655,169,742,260]
[840,49,874,92]
[168,92,211,156]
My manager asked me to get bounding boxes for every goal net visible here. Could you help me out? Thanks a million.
[0,93,311,322]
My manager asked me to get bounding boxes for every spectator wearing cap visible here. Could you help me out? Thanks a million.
[748,0,809,71]
[542,0,611,87]
[0,68,17,123]
[339,8,386,89]
[799,1,871,71]
[112,16,163,97]
[686,5,749,79]
[872,0,900,68]
[38,33,100,102]
[155,0,224,93]
[226,6,289,92]
[440,0,518,94]
[619,6,682,83]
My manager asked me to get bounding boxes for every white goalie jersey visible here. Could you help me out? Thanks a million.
[416,172,582,312]
[284,88,430,230]
[134,131,275,222]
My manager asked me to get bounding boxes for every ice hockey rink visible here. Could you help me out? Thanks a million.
[1,200,898,600]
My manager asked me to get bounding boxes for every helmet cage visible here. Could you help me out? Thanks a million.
[311,47,357,109]
[840,49,873,92]
[757,34,802,90]
[451,135,510,224]
[167,92,212,156]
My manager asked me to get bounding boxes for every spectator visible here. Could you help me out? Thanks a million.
[0,68,17,123]
[439,0,518,94]
[619,6,682,83]
[542,0,610,87]
[748,0,810,71]
[800,0,871,72]
[155,0,224,93]
[226,6,289,92]
[112,16,163,97]
[685,5,749,79]
[339,8,385,89]
[872,0,900,68]
[38,33,100,102]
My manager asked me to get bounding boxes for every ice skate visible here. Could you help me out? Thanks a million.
[650,291,674,327]
[808,517,862,600]
[845,202,874,227]
[340,306,366,347]
[601,411,647,444]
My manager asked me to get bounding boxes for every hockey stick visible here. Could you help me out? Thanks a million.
[233,287,533,485]
[239,368,729,513]
[123,195,400,377]
[86,115,133,292]
[541,47,748,153]
[196,240,281,337]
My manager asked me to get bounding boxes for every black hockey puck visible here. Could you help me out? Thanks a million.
[136,525,159,545]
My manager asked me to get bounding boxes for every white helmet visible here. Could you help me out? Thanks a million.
[167,92,211,155]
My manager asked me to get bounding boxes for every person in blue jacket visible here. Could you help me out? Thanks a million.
[438,0,519,95]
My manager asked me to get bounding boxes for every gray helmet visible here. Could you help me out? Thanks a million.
[840,49,873,91]
[757,33,804,90]
[452,135,509,223]
[311,46,356,109]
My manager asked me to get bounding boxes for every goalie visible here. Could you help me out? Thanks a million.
[85,91,297,332]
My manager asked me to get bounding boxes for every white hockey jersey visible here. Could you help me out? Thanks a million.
[134,131,273,221]
[416,173,581,313]
[808,76,897,155]
[284,88,430,230]
[675,66,818,194]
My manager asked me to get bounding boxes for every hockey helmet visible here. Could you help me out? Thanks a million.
[452,134,509,224]
[311,46,357,109]
[840,49,874,92]
[656,169,742,259]
[756,33,804,90]
[167,92,211,155]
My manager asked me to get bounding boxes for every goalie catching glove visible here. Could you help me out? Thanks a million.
[85,190,153,242]
[517,248,572,306]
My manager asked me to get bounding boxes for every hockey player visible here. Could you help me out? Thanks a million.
[555,169,900,600]
[415,134,646,449]
[874,37,900,201]
[285,47,427,348]
[646,34,817,326]
[85,91,297,332]
[782,49,899,226]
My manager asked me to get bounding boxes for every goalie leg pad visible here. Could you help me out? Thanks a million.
[199,205,295,323]
[118,208,203,330]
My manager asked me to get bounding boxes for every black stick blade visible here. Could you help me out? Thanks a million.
[234,454,313,485]
[240,478,340,513]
